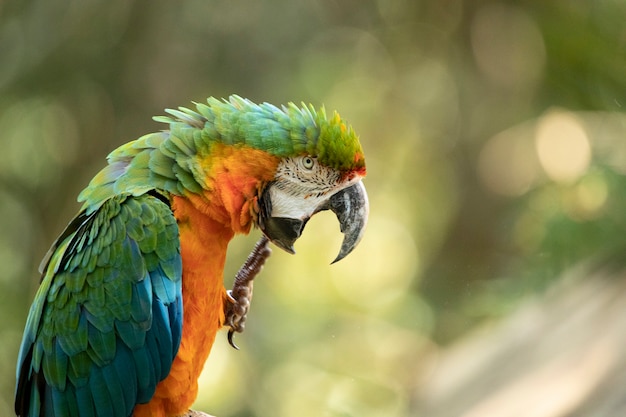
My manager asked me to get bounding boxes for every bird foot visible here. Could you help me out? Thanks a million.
[224,235,271,349]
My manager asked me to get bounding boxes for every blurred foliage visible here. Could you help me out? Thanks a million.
[1,0,625,416]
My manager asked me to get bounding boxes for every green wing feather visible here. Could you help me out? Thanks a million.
[15,193,182,417]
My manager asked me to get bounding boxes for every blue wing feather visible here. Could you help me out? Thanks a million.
[112,343,137,408]
[132,347,156,403]
[74,384,96,417]
[50,389,64,417]
[101,361,127,416]
[15,193,183,417]
[89,368,114,417]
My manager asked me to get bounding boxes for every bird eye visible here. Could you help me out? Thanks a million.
[301,156,315,170]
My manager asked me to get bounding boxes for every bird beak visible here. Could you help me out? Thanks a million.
[258,180,369,263]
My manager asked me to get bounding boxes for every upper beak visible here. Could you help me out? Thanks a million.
[258,180,369,263]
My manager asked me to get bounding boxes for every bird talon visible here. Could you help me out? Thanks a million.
[227,328,240,350]
[224,236,271,349]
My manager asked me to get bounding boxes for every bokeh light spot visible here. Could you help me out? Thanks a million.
[535,110,591,184]
[478,123,540,196]
[576,174,608,216]
[564,172,609,221]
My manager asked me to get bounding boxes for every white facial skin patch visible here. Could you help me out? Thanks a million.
[269,156,342,219]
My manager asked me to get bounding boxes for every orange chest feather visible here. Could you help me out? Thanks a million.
[171,194,234,361]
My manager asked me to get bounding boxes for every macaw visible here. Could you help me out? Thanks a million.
[14,95,368,417]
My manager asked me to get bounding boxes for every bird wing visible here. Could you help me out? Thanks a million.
[15,192,182,417]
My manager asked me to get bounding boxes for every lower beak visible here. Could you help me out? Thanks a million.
[259,180,369,263]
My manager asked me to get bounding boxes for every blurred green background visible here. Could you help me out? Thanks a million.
[1,1,626,416]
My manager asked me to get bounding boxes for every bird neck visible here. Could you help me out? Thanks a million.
[185,143,280,234]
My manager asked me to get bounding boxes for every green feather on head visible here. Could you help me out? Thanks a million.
[184,95,365,172]
[79,95,366,212]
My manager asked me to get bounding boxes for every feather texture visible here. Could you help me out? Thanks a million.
[15,193,182,417]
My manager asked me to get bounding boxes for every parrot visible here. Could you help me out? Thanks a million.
[14,95,368,417]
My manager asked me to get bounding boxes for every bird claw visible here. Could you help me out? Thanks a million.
[224,236,271,349]
[225,286,253,350]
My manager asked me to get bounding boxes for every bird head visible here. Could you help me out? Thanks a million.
[255,107,368,263]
